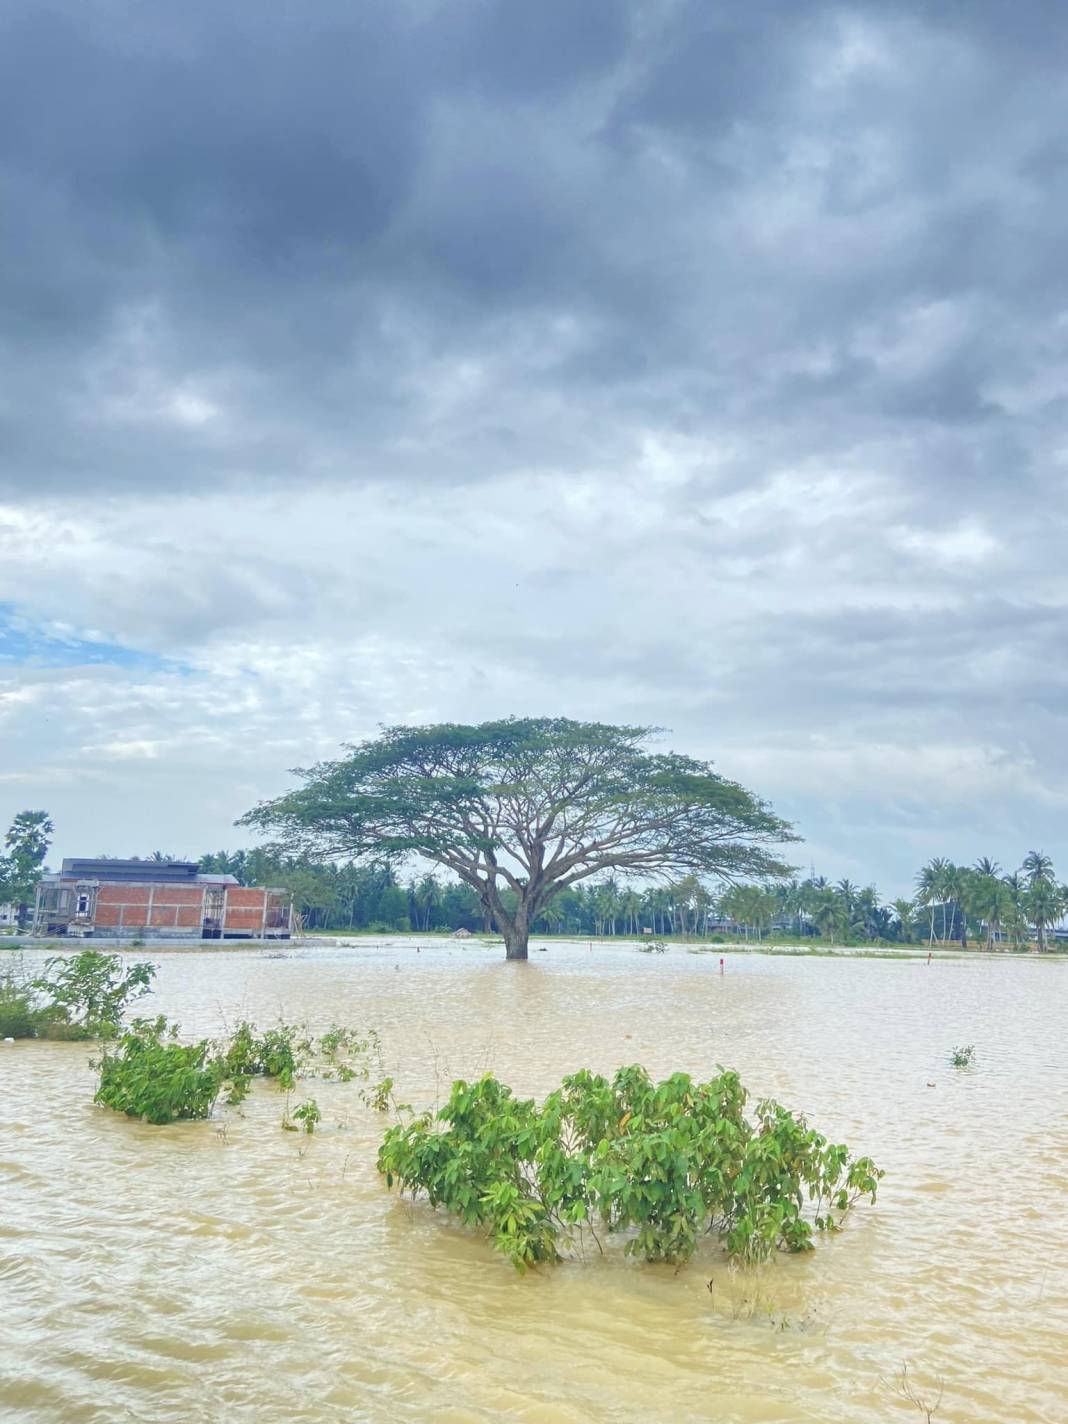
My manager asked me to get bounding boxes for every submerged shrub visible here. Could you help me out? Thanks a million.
[95,1016,231,1124]
[95,1016,381,1125]
[223,1020,310,1090]
[379,1066,883,1273]
[0,950,154,1040]
[949,1044,976,1068]
[222,1019,378,1090]
[32,951,155,1039]
[290,1098,322,1134]
[0,963,39,1038]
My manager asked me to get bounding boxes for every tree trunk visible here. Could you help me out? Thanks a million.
[503,919,529,960]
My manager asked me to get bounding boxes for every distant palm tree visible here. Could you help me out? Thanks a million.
[915,861,946,944]
[1025,876,1063,953]
[972,859,1005,948]
[891,898,914,944]
[856,884,880,940]
[1022,850,1054,885]
[836,879,858,915]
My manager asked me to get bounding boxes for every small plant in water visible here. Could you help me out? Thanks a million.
[379,1065,882,1273]
[888,1362,944,1422]
[949,1044,976,1068]
[636,938,668,954]
[361,1074,411,1114]
[290,1098,322,1134]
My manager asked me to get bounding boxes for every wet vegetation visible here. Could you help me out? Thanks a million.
[95,1016,237,1124]
[93,1015,382,1125]
[378,1065,882,1273]
[0,951,153,1040]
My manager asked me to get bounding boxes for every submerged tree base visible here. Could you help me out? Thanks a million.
[378,1066,882,1272]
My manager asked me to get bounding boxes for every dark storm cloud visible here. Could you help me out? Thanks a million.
[4,0,1068,502]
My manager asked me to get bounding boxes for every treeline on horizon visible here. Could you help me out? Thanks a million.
[190,848,1067,949]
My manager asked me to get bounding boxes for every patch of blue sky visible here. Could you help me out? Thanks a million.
[0,606,184,673]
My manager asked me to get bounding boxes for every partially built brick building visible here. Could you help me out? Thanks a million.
[33,859,292,941]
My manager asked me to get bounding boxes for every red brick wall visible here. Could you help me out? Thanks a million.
[224,887,267,932]
[93,882,206,930]
[98,885,151,907]
[73,879,279,935]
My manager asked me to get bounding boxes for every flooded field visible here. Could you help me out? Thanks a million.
[2,940,1066,1423]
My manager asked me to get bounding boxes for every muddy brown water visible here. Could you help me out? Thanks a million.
[2,940,1066,1423]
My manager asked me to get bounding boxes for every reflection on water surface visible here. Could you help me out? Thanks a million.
[2,940,1066,1423]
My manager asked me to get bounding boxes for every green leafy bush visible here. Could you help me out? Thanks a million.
[95,1016,233,1123]
[31,951,155,1039]
[950,1044,976,1068]
[0,950,154,1040]
[95,1016,381,1125]
[379,1065,882,1273]
[223,1020,309,1090]
[362,1074,408,1113]
[290,1098,322,1133]
[222,1019,378,1090]
[0,963,39,1038]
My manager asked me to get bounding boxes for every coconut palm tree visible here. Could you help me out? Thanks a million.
[914,862,942,944]
[811,889,847,943]
[891,898,915,943]
[855,884,881,940]
[972,859,1005,948]
[1025,876,1063,953]
[1022,850,1055,886]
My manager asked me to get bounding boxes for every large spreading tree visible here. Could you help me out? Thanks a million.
[240,718,797,960]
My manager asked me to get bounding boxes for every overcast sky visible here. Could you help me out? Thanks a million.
[2,1,1067,894]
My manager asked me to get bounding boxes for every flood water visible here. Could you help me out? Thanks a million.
[2,939,1066,1423]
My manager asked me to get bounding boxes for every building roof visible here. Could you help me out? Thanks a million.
[59,858,201,883]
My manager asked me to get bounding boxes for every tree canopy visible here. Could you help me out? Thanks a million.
[239,718,796,959]
[0,809,53,927]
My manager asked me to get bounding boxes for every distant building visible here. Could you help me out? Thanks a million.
[33,859,292,941]
[0,902,18,927]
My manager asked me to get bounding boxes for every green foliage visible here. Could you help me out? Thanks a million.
[949,1044,975,1068]
[31,951,155,1039]
[0,950,154,1040]
[290,1098,322,1133]
[221,1019,378,1090]
[379,1065,882,1273]
[361,1074,410,1113]
[240,718,796,958]
[0,961,39,1038]
[95,1016,232,1124]
[95,1014,380,1125]
[223,1020,310,1090]
[0,809,53,924]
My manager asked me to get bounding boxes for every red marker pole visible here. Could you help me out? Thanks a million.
[719,957,725,973]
